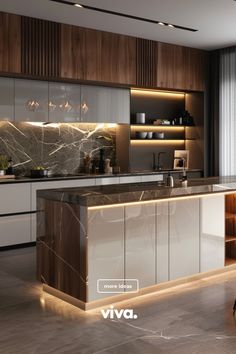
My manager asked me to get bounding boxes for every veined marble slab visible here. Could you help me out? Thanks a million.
[37,176,236,207]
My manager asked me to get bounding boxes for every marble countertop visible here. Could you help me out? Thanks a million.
[37,176,236,207]
[0,169,202,184]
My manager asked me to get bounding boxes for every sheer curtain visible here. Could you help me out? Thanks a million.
[220,47,236,176]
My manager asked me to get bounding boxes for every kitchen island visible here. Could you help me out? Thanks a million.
[37,177,236,310]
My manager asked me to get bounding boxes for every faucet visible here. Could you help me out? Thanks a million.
[153,152,165,171]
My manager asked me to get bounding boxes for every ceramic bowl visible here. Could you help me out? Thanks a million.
[136,131,147,139]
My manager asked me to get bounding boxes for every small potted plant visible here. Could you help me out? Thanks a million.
[0,155,8,176]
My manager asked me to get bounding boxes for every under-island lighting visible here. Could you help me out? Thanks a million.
[88,192,234,211]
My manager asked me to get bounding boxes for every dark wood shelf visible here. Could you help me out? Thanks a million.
[225,212,236,219]
[225,235,236,243]
[130,139,185,142]
[130,124,189,127]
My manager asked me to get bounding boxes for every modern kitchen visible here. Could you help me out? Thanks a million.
[1,1,236,353]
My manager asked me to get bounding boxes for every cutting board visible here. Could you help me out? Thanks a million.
[0,175,15,179]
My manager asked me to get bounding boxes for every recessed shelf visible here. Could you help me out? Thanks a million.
[130,125,187,132]
[225,235,236,243]
[130,139,185,144]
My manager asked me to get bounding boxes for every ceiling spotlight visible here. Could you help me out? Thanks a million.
[49,0,198,32]
[168,24,174,28]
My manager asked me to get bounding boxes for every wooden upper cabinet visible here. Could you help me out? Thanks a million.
[61,25,136,85]
[136,38,157,87]
[184,47,207,91]
[157,42,186,90]
[21,17,60,77]
[100,32,136,85]
[157,42,207,92]
[0,12,21,73]
[61,24,101,81]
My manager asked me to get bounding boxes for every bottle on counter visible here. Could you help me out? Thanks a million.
[98,149,105,174]
[104,158,112,174]
[166,172,174,187]
[6,157,14,175]
[181,169,188,187]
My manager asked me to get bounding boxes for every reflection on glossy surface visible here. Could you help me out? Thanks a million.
[1,247,236,354]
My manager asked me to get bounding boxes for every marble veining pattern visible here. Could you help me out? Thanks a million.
[38,176,236,207]
[0,121,116,176]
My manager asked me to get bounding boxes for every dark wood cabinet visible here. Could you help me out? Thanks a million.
[21,17,60,77]
[0,11,207,91]
[136,38,157,87]
[157,42,207,91]
[100,32,136,85]
[61,25,136,85]
[0,12,21,74]
[184,47,207,91]
[61,24,101,81]
[157,42,186,90]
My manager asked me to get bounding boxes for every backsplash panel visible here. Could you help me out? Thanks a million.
[0,122,116,176]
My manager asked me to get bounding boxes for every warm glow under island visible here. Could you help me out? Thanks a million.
[37,177,236,310]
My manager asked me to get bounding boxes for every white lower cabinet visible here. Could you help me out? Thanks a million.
[95,177,120,185]
[31,213,37,242]
[169,198,200,280]
[0,214,31,247]
[125,204,156,289]
[200,195,225,272]
[87,207,124,301]
[141,174,163,183]
[119,176,142,184]
[156,202,169,283]
[0,184,31,214]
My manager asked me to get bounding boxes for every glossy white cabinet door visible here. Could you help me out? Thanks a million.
[141,174,163,183]
[125,204,155,289]
[48,82,81,122]
[0,77,14,121]
[0,214,31,246]
[95,177,120,185]
[0,184,31,214]
[31,213,36,242]
[200,195,225,272]
[119,176,142,184]
[88,207,124,301]
[81,85,129,123]
[156,202,169,283]
[31,178,96,211]
[169,198,200,280]
[15,79,49,122]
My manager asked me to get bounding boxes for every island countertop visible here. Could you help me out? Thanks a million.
[37,176,236,207]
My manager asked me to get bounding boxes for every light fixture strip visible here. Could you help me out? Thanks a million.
[49,0,198,32]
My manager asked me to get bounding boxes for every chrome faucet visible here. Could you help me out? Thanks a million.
[153,152,165,171]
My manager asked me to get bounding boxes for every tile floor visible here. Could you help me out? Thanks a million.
[0,246,236,354]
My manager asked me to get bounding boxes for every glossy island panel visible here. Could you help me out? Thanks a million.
[36,178,236,310]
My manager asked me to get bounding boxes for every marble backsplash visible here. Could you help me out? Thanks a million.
[0,122,116,176]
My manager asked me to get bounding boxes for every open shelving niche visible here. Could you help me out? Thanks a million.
[225,194,236,266]
[127,88,205,172]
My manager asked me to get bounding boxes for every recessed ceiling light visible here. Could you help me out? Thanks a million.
[49,0,198,32]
